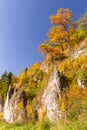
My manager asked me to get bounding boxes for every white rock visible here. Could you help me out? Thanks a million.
[39,67,62,121]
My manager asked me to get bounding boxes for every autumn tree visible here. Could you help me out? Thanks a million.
[39,8,77,63]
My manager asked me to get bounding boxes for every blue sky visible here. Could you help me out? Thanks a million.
[0,0,87,76]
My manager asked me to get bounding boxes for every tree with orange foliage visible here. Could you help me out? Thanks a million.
[39,8,77,63]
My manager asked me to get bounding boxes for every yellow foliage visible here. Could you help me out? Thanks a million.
[12,75,19,84]
[39,107,46,120]
[45,54,52,63]
[59,85,85,111]
[18,63,42,85]
[60,102,65,112]
[18,101,23,112]
[59,56,87,79]
[26,105,34,121]
[0,112,3,119]
[41,73,49,88]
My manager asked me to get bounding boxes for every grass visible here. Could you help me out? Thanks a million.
[0,118,87,130]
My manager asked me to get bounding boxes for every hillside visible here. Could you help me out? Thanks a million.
[0,8,87,130]
[0,38,86,129]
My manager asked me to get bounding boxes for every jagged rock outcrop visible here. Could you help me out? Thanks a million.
[40,60,49,73]
[4,85,27,123]
[39,66,63,121]
[77,78,85,88]
[71,38,87,59]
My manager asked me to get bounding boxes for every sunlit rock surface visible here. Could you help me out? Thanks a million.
[39,67,63,120]
[4,85,26,123]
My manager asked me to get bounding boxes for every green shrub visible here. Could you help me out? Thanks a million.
[35,119,53,130]
[77,28,87,42]
[67,102,82,121]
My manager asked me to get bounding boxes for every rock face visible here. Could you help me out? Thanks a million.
[4,85,26,123]
[39,66,62,120]
[71,38,87,59]
[0,100,4,113]
[40,61,49,73]
[77,78,85,88]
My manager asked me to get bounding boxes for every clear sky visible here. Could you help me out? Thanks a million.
[0,0,87,76]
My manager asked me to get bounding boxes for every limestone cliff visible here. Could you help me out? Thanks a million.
[39,66,62,120]
[4,85,26,123]
[3,64,63,123]
[2,38,87,123]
